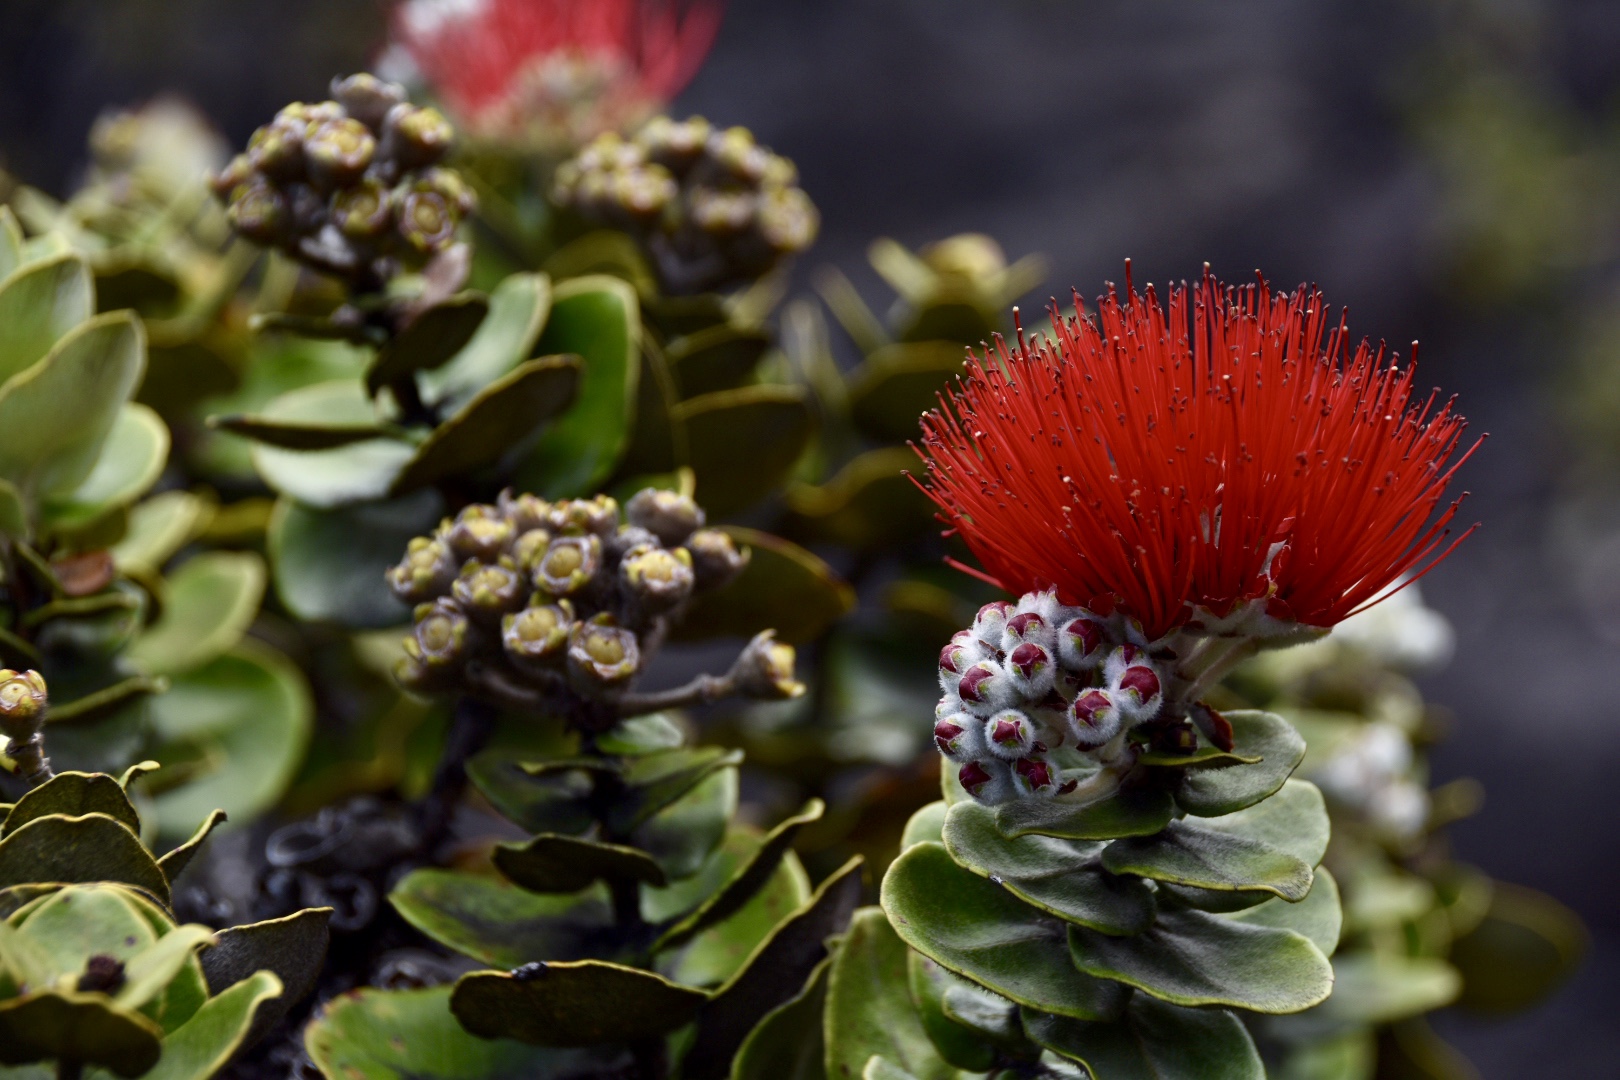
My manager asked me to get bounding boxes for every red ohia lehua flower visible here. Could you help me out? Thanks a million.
[389,0,720,147]
[917,265,1482,642]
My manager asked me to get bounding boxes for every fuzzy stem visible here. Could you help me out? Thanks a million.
[1177,637,1261,706]
[615,673,734,716]
[7,734,52,786]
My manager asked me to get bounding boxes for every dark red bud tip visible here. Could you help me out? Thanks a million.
[958,663,995,702]
[1065,618,1104,654]
[1056,778,1079,795]
[933,719,965,753]
[939,643,962,674]
[991,718,1023,745]
[1117,643,1142,664]
[959,761,992,795]
[977,600,1014,621]
[1118,666,1161,700]
[1009,642,1047,676]
[1015,757,1054,788]
[1006,612,1046,637]
[1073,690,1113,725]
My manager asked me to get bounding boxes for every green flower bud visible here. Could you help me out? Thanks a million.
[446,505,514,561]
[638,115,711,169]
[0,669,48,741]
[383,103,454,169]
[535,534,602,598]
[710,126,770,183]
[502,601,573,667]
[682,528,749,591]
[416,166,478,217]
[509,528,553,575]
[305,117,376,189]
[688,189,754,234]
[921,233,1007,283]
[625,488,705,547]
[567,619,640,693]
[208,153,255,200]
[452,557,527,623]
[331,73,407,132]
[395,185,457,255]
[731,630,805,700]
[332,178,393,240]
[620,545,695,614]
[757,186,819,254]
[609,165,677,221]
[410,599,471,669]
[499,490,552,534]
[248,118,305,181]
[546,495,619,538]
[387,535,457,603]
[227,178,291,245]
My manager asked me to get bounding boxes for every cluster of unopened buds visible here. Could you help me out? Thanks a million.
[209,73,474,291]
[552,116,818,294]
[389,487,802,728]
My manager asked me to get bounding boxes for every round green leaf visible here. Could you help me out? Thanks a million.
[465,753,598,839]
[674,526,854,646]
[905,952,1000,1072]
[675,385,814,517]
[212,377,394,451]
[418,273,550,413]
[658,845,809,990]
[451,960,709,1047]
[731,956,830,1080]
[848,341,968,444]
[944,800,1156,934]
[1067,905,1333,1013]
[993,786,1175,842]
[267,489,442,628]
[1,771,140,838]
[127,551,265,677]
[516,274,640,498]
[0,991,162,1076]
[493,834,668,894]
[784,447,936,550]
[1450,882,1587,1013]
[246,379,412,507]
[198,908,331,1047]
[1099,821,1314,902]
[388,868,614,969]
[141,969,283,1080]
[1176,711,1306,817]
[1223,865,1343,957]
[668,325,770,398]
[366,291,491,396]
[825,907,959,1080]
[0,252,94,386]
[0,814,169,903]
[900,800,948,851]
[42,403,169,529]
[880,842,1126,1022]
[1023,994,1266,1080]
[1310,953,1461,1025]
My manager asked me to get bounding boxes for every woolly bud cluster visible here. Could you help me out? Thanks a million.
[390,487,751,718]
[552,116,818,295]
[209,73,474,290]
[935,591,1169,805]
[1310,721,1430,841]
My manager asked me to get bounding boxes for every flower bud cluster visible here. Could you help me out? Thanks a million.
[934,591,1169,805]
[390,487,749,712]
[1310,720,1430,841]
[209,73,474,289]
[552,116,818,294]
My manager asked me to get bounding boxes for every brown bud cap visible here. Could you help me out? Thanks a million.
[331,178,393,239]
[730,630,804,700]
[499,491,552,534]
[208,153,255,201]
[637,115,712,169]
[567,619,640,692]
[227,178,291,246]
[248,117,306,181]
[621,545,695,614]
[710,126,770,182]
[688,188,754,234]
[304,117,376,189]
[502,601,573,667]
[625,487,705,547]
[331,73,408,131]
[757,186,818,254]
[416,166,478,217]
[0,669,47,740]
[445,505,514,561]
[387,536,457,603]
[410,599,471,669]
[395,186,457,255]
[509,528,553,575]
[682,528,748,591]
[535,534,602,598]
[452,558,527,623]
[546,495,620,538]
[383,103,454,168]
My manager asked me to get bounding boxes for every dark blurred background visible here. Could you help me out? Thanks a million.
[4,0,1618,1073]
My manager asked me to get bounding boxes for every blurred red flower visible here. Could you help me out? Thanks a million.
[389,0,720,145]
[917,266,1482,641]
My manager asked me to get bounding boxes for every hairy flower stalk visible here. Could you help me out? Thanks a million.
[388,0,720,149]
[921,267,1482,803]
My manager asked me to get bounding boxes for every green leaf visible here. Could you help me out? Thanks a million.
[1175,711,1305,817]
[905,952,1000,1071]
[1310,953,1461,1025]
[115,924,215,1012]
[659,842,810,990]
[41,403,169,529]
[1221,866,1343,958]
[111,490,210,576]
[617,331,683,475]
[596,713,685,756]
[668,325,771,398]
[366,291,491,396]
[880,843,1125,1022]
[1023,994,1266,1080]
[1099,823,1314,903]
[731,957,829,1080]
[653,799,823,953]
[1067,905,1333,1013]
[1449,881,1586,1013]
[418,273,550,413]
[674,526,854,646]
[493,834,668,893]
[467,753,598,838]
[900,801,948,851]
[943,801,1156,934]
[608,747,745,834]
[642,825,771,925]
[784,448,937,550]
[212,378,393,450]
[304,985,603,1079]
[517,274,641,497]
[0,991,162,1076]
[0,311,145,502]
[675,385,814,517]
[393,354,580,492]
[847,342,969,444]
[127,551,265,676]
[249,387,416,506]
[143,639,313,839]
[198,907,331,1046]
[1,771,140,838]
[0,814,169,903]
[824,908,957,1080]
[141,969,284,1080]
[0,207,22,280]
[993,786,1175,842]
[157,809,229,886]
[9,882,158,979]
[683,858,865,1080]
[388,868,613,968]
[0,252,94,387]
[268,489,442,628]
[452,960,709,1047]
